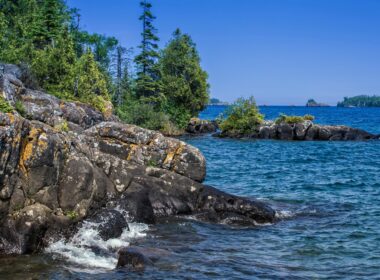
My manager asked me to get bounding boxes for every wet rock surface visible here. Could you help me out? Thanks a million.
[0,64,275,255]
[117,247,154,270]
[85,209,129,241]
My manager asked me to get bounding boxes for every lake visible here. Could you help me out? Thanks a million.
[2,106,380,279]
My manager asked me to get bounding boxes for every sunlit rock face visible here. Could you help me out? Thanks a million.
[0,64,275,255]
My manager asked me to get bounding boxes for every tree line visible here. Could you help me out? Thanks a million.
[337,95,380,107]
[0,0,209,133]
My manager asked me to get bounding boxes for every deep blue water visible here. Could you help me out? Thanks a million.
[2,106,380,279]
[200,105,380,134]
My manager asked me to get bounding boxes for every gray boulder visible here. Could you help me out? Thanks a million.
[186,118,218,134]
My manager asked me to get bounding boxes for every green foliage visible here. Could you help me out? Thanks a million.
[275,114,315,124]
[116,100,174,132]
[162,101,192,129]
[30,30,76,96]
[135,0,161,100]
[337,95,380,107]
[159,29,209,128]
[15,100,26,116]
[219,97,264,134]
[55,120,69,132]
[147,159,157,167]
[303,114,315,121]
[65,210,78,220]
[72,50,110,111]
[1,0,211,133]
[0,97,14,113]
[0,0,114,115]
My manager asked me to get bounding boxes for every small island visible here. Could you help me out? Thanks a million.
[337,95,380,107]
[215,97,378,141]
[209,97,229,106]
[306,99,330,107]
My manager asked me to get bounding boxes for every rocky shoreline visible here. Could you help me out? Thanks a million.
[215,120,378,141]
[0,64,275,265]
[184,115,378,142]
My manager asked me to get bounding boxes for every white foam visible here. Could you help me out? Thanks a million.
[46,221,149,270]
[275,210,295,219]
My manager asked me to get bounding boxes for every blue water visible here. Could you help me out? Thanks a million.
[185,106,380,279]
[2,106,380,279]
[200,105,380,134]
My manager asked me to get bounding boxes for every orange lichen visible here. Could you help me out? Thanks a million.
[127,144,138,161]
[6,113,15,124]
[18,127,49,174]
[163,143,184,166]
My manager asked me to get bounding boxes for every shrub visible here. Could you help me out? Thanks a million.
[219,96,264,134]
[55,120,69,133]
[303,114,315,121]
[15,100,26,117]
[275,113,315,124]
[0,97,13,113]
[66,210,78,220]
[116,101,181,134]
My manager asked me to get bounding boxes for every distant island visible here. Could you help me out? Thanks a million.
[337,95,380,107]
[209,98,229,105]
[306,99,330,107]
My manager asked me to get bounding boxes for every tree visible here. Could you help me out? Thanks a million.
[74,49,109,103]
[33,0,68,48]
[30,28,76,97]
[219,97,264,135]
[134,0,161,101]
[159,29,209,128]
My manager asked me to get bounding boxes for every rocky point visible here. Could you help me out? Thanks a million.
[0,64,275,257]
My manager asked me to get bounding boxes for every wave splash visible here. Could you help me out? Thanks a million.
[46,210,148,271]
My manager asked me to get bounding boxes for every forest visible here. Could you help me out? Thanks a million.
[337,95,380,107]
[0,0,210,134]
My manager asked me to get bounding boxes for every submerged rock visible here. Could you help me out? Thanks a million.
[0,64,276,255]
[117,247,154,270]
[117,246,171,269]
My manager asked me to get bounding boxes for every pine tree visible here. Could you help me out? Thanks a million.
[73,49,110,111]
[159,29,209,127]
[31,28,76,97]
[113,45,126,106]
[134,0,161,101]
[31,0,69,48]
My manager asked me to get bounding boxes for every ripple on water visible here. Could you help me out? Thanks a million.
[2,107,380,279]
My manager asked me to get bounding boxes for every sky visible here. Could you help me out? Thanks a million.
[67,0,380,105]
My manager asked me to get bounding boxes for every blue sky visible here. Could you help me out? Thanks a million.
[67,0,380,105]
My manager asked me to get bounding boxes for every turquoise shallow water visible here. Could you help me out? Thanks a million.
[1,106,380,279]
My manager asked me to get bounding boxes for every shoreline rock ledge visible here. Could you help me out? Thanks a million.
[0,64,275,255]
[216,120,379,141]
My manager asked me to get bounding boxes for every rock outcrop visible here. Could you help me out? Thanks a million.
[306,99,330,107]
[186,118,218,134]
[217,120,378,141]
[0,64,275,255]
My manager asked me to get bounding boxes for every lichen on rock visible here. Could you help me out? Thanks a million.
[0,64,276,255]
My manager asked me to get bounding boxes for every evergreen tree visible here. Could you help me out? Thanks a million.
[31,28,76,97]
[134,0,161,101]
[34,0,68,48]
[159,29,209,128]
[113,45,126,106]
[73,49,110,111]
